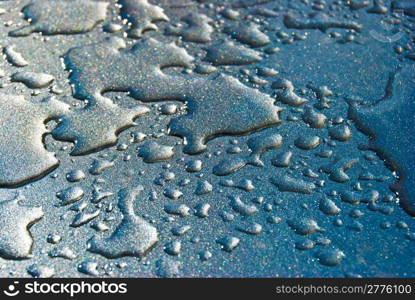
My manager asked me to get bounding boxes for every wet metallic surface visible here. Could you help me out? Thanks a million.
[0,0,413,277]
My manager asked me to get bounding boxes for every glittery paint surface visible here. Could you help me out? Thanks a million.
[0,0,413,278]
